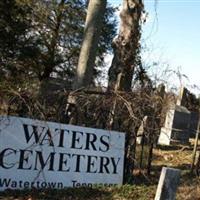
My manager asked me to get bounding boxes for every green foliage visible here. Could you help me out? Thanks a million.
[0,0,117,87]
[0,0,35,82]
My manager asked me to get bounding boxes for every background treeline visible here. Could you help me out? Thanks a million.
[0,0,116,88]
[2,0,200,183]
[0,0,178,180]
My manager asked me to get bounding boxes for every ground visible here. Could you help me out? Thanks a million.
[0,140,200,200]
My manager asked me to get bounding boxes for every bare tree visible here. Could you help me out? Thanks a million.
[108,0,144,92]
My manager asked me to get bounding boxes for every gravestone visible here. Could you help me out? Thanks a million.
[158,86,192,145]
[158,105,191,145]
[176,86,189,107]
[176,86,200,138]
[155,167,180,200]
[189,112,199,138]
[156,84,165,99]
[136,116,148,144]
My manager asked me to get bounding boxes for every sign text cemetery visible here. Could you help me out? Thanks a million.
[0,116,125,190]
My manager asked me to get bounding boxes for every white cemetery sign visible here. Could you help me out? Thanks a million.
[0,115,125,190]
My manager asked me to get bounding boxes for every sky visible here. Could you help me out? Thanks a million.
[108,0,200,94]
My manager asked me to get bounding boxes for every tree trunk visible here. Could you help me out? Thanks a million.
[73,0,107,89]
[108,0,144,92]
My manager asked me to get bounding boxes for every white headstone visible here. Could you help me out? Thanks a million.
[158,105,190,145]
[136,116,148,144]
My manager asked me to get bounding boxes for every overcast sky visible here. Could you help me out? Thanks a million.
[108,0,200,94]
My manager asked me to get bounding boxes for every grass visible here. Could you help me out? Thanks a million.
[0,185,156,200]
[0,140,200,200]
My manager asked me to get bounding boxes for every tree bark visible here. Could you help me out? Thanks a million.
[108,0,144,92]
[73,0,107,89]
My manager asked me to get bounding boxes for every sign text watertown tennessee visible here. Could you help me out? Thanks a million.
[0,116,125,190]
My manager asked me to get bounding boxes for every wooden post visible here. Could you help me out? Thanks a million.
[191,98,200,173]
[191,111,200,173]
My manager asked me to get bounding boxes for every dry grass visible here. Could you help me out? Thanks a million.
[152,140,200,200]
[1,141,200,200]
